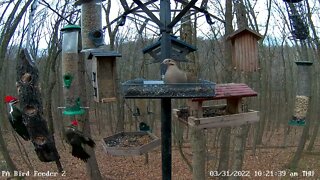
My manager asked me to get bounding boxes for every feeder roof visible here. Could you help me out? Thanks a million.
[83,49,122,59]
[142,35,197,54]
[227,27,263,41]
[61,24,81,32]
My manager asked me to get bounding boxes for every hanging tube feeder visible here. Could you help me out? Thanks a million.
[61,25,84,116]
[283,0,309,40]
[290,61,312,126]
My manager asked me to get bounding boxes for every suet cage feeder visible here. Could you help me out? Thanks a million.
[291,61,312,125]
[85,49,121,103]
[227,27,262,72]
[283,0,309,40]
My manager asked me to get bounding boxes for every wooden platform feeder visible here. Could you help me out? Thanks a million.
[227,28,262,72]
[85,49,121,102]
[101,131,160,156]
[173,83,259,129]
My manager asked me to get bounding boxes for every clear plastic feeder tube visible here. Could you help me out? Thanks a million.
[292,61,312,120]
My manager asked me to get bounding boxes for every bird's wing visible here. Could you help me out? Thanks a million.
[164,66,187,83]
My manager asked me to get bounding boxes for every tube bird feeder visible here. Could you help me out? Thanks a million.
[61,25,84,116]
[80,0,104,49]
[291,61,312,126]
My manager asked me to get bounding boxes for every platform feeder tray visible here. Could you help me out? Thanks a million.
[173,105,259,129]
[102,131,160,156]
[122,79,215,99]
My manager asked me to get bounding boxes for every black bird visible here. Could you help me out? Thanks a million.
[65,121,95,162]
[4,96,30,141]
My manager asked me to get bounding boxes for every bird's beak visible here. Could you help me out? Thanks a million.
[13,99,19,104]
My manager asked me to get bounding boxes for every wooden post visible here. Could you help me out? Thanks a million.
[188,100,206,180]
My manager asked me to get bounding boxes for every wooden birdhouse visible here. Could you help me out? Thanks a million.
[227,27,262,72]
[142,35,196,62]
[86,49,121,103]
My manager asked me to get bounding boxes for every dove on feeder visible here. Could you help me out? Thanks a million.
[162,59,197,83]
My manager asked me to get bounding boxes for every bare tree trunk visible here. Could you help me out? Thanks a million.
[288,38,312,170]
[0,0,38,173]
[179,2,205,179]
[229,1,250,178]
[217,0,233,177]
[103,0,125,133]
[78,53,103,179]
[288,115,310,170]
[230,125,249,180]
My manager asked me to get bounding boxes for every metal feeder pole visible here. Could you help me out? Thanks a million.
[160,0,172,179]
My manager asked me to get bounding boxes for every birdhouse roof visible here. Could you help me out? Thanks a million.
[227,27,263,41]
[192,83,257,101]
[83,49,121,59]
[142,35,197,54]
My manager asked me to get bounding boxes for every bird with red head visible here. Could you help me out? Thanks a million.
[4,95,30,141]
[4,96,19,104]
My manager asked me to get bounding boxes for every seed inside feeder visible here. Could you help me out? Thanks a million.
[293,95,309,119]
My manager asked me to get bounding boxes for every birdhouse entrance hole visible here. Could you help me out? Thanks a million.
[34,136,47,145]
[21,73,32,84]
[24,105,37,116]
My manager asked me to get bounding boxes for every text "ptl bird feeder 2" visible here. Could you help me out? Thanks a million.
[61,25,85,116]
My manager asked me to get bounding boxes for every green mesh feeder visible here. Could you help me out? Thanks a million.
[63,74,73,89]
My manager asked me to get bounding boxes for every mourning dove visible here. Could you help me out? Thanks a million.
[162,59,188,83]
